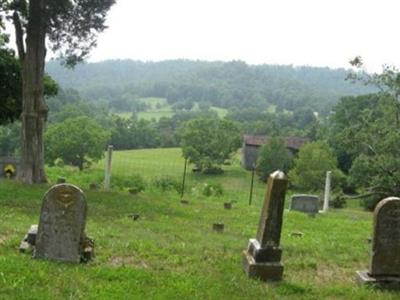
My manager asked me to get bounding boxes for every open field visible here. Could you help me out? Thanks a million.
[47,148,273,205]
[116,97,229,121]
[0,179,397,299]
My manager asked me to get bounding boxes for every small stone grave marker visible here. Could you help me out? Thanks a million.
[357,197,400,285]
[290,194,319,214]
[34,184,87,263]
[242,170,288,281]
[213,223,224,233]
[224,202,232,209]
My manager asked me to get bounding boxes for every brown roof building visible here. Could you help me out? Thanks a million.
[242,135,308,170]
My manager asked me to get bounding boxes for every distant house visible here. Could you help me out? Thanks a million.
[242,135,308,170]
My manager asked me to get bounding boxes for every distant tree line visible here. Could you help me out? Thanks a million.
[46,59,373,115]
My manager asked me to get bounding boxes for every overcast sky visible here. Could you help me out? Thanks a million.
[87,0,400,72]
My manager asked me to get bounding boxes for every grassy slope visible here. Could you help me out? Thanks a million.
[0,180,397,299]
[117,97,228,121]
[47,148,269,205]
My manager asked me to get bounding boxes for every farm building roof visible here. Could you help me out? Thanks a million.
[243,135,308,150]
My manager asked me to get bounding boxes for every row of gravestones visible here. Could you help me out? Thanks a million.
[20,174,400,286]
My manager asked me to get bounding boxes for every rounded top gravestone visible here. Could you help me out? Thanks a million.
[34,184,87,263]
[370,197,400,277]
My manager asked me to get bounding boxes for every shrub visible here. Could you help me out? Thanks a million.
[202,183,224,197]
[360,194,382,211]
[331,191,346,208]
[203,166,224,175]
[152,175,181,193]
[112,174,146,193]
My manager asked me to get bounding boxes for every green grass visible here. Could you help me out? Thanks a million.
[47,148,270,205]
[0,179,397,299]
[117,98,229,121]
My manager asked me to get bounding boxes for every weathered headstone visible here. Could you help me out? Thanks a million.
[242,170,288,281]
[34,184,87,263]
[357,197,400,285]
[321,171,331,213]
[290,194,319,214]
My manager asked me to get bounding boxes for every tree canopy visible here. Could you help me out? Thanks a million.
[256,137,293,182]
[45,116,110,170]
[289,141,344,191]
[180,118,241,172]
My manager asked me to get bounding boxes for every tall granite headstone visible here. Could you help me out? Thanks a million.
[34,184,87,263]
[357,197,400,285]
[242,170,288,281]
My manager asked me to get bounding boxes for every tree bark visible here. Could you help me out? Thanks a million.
[17,0,48,183]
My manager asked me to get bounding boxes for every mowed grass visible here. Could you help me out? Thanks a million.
[0,178,397,299]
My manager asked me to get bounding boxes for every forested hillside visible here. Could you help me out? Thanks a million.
[46,60,372,114]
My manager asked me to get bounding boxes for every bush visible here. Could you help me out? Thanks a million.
[202,183,224,197]
[152,175,181,193]
[112,174,146,193]
[360,194,382,211]
[203,166,224,174]
[331,191,346,208]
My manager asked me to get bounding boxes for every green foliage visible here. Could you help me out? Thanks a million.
[152,175,181,193]
[289,141,344,191]
[0,122,20,155]
[112,173,146,194]
[0,47,21,124]
[45,116,110,170]
[331,191,347,208]
[256,137,293,182]
[202,182,224,197]
[180,118,241,172]
[46,59,372,113]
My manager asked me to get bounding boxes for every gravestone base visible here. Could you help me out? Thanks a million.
[242,251,283,281]
[356,271,400,287]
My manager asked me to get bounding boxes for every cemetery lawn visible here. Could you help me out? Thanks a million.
[0,180,399,299]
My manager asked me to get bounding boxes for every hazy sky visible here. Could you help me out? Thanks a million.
[87,0,400,72]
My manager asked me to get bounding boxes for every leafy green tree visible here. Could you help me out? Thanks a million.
[289,141,344,191]
[0,122,21,156]
[45,116,110,170]
[0,44,21,124]
[329,58,400,206]
[329,94,381,173]
[180,118,241,172]
[256,137,293,182]
[1,0,115,183]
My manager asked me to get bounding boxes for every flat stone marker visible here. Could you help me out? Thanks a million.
[357,197,400,285]
[290,194,319,214]
[242,170,288,281]
[34,184,87,263]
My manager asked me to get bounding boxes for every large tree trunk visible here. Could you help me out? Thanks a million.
[17,0,48,183]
